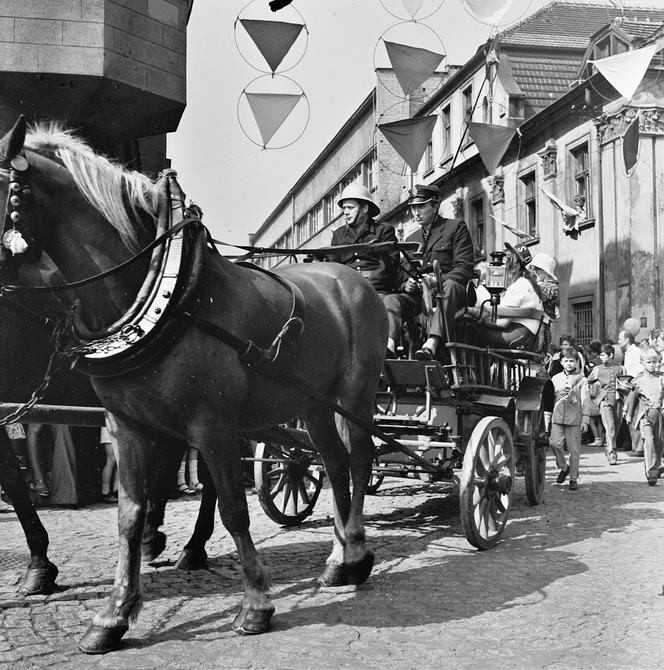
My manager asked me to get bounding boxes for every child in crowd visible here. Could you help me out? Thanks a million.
[549,346,591,490]
[587,343,625,465]
[623,348,664,486]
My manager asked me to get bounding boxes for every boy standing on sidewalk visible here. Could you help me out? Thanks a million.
[587,343,625,465]
[550,346,591,490]
[623,347,664,486]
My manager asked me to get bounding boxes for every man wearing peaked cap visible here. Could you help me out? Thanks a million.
[384,183,475,360]
[328,181,400,300]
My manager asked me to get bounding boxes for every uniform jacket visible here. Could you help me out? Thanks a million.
[551,371,591,426]
[400,215,475,290]
[587,362,624,406]
[623,371,664,428]
[329,219,399,293]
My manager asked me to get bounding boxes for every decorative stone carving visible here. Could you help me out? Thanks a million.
[595,107,664,143]
[453,188,465,218]
[491,173,505,205]
[538,139,557,180]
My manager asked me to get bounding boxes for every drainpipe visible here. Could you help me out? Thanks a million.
[597,135,605,341]
[653,137,661,329]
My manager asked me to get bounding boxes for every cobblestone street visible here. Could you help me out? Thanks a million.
[1,444,664,669]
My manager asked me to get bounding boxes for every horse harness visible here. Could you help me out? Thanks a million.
[0,168,306,379]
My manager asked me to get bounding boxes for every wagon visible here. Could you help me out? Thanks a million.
[251,339,553,550]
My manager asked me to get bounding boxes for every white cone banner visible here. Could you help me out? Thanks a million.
[384,40,445,97]
[240,19,304,73]
[378,115,438,173]
[401,0,423,18]
[462,0,515,24]
[246,92,302,146]
[589,43,658,100]
[489,214,536,242]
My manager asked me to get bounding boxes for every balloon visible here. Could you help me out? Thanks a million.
[623,317,640,337]
[462,0,515,25]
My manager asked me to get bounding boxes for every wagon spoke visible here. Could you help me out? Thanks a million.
[297,479,312,505]
[280,480,295,514]
[268,469,288,497]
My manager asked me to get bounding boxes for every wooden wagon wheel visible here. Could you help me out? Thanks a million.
[254,441,324,526]
[516,407,549,506]
[460,416,515,550]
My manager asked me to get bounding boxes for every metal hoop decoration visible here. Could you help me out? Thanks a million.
[378,0,447,22]
[234,0,309,75]
[373,99,441,177]
[461,0,533,27]
[373,21,447,102]
[237,74,310,150]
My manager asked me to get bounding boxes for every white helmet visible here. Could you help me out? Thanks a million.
[529,253,558,281]
[337,182,380,218]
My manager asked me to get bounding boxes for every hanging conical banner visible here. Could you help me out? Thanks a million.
[246,92,302,146]
[623,114,640,176]
[384,40,445,97]
[240,19,304,72]
[462,0,515,24]
[401,0,423,18]
[378,115,437,173]
[467,122,517,175]
[588,43,658,100]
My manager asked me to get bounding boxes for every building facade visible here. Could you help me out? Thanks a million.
[251,0,664,348]
[0,0,194,175]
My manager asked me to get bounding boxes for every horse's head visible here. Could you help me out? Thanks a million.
[0,116,44,267]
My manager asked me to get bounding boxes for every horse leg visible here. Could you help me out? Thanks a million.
[305,405,374,587]
[79,420,154,655]
[0,431,58,595]
[175,455,217,570]
[142,438,185,562]
[199,430,273,634]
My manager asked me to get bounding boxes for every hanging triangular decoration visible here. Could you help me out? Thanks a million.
[378,115,438,173]
[588,43,658,100]
[401,0,423,19]
[467,122,517,175]
[384,41,445,97]
[623,114,640,176]
[246,92,302,146]
[463,0,515,24]
[240,19,304,72]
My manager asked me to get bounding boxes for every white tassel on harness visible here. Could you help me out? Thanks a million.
[2,228,28,254]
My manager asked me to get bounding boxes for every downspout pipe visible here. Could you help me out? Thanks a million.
[597,134,605,341]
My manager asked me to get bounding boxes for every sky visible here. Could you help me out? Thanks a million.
[165,0,599,250]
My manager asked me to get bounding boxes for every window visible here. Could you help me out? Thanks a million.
[362,151,376,191]
[520,171,537,238]
[482,96,489,123]
[324,194,335,225]
[470,197,484,257]
[571,299,593,347]
[462,85,473,122]
[441,104,451,157]
[424,140,433,173]
[571,143,591,217]
[592,34,628,60]
[308,206,320,239]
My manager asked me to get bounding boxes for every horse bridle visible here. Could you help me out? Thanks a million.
[0,153,35,264]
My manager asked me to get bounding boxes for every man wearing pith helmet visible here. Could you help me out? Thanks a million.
[328,181,400,297]
[396,183,475,360]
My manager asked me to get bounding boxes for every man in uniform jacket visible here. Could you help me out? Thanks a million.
[328,182,399,295]
[385,184,475,360]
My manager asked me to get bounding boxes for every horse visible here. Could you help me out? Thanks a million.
[0,117,387,654]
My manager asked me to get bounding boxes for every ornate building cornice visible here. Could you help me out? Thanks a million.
[596,107,664,143]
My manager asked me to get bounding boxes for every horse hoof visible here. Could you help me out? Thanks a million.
[345,551,374,585]
[141,531,166,562]
[175,547,208,571]
[78,623,128,655]
[317,563,348,587]
[21,561,58,596]
[232,600,274,635]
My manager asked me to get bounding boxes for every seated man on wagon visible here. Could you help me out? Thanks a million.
[465,244,546,351]
[383,184,475,360]
[327,183,401,355]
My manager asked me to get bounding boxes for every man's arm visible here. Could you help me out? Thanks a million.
[445,222,475,285]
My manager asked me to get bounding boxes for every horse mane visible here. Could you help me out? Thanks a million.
[24,123,159,249]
